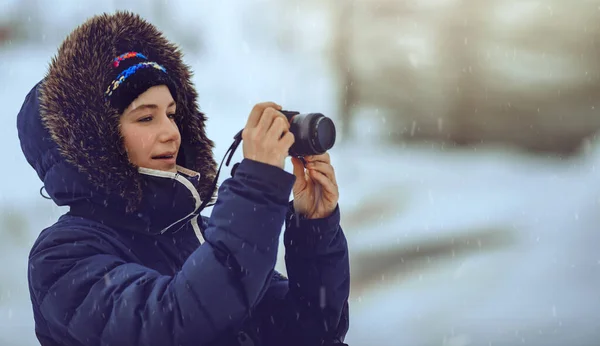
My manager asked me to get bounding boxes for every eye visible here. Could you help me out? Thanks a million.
[168,113,177,119]
[138,115,153,122]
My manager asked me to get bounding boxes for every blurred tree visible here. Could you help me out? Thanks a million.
[0,207,30,248]
[331,0,356,141]
[330,0,600,154]
[0,25,11,45]
[1,0,44,44]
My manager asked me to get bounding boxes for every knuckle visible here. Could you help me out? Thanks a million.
[267,107,279,118]
[274,117,285,126]
[261,101,276,108]
[252,103,264,113]
[286,133,295,144]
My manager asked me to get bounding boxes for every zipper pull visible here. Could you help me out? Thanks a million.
[236,331,255,346]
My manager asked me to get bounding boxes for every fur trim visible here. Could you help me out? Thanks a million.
[39,11,217,212]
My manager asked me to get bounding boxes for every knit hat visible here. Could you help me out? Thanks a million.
[104,51,178,112]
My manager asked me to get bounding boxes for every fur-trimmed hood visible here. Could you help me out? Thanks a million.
[37,11,216,212]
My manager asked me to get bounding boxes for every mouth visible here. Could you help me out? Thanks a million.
[152,152,176,160]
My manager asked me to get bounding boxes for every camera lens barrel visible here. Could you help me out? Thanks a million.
[280,111,336,157]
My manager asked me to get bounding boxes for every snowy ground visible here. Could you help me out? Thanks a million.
[338,140,600,346]
[2,2,600,346]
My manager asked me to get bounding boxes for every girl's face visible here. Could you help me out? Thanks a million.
[119,85,181,173]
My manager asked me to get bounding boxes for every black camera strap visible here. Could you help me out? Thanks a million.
[197,129,244,213]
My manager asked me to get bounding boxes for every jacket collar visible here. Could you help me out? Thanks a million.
[68,165,205,236]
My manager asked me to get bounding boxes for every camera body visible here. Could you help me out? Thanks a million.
[280,110,337,157]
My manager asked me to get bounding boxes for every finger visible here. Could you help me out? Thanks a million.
[281,133,296,163]
[256,107,280,135]
[304,152,331,164]
[306,161,336,186]
[309,169,338,197]
[266,116,289,141]
[270,111,290,134]
[280,131,295,148]
[246,102,281,128]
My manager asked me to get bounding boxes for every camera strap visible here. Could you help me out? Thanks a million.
[197,129,244,213]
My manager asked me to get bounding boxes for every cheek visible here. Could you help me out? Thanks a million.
[122,127,153,160]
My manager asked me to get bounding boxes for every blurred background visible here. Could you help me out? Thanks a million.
[2,0,600,345]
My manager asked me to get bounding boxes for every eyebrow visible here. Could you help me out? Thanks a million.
[129,101,176,114]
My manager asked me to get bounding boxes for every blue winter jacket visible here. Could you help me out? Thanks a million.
[18,81,350,346]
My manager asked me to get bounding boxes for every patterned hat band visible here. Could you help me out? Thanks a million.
[113,52,147,67]
[104,51,176,111]
[104,61,167,97]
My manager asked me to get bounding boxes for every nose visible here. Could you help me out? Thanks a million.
[157,113,180,143]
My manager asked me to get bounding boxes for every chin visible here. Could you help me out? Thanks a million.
[147,159,178,173]
[160,165,178,173]
[140,162,178,173]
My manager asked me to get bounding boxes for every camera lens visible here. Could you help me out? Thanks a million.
[286,112,336,157]
[314,116,336,153]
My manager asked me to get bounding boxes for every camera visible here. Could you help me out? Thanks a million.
[280,110,337,157]
[201,110,337,211]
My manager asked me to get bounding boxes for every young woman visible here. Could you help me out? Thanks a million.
[17,11,350,346]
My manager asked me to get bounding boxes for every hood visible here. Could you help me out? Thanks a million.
[17,11,219,234]
[17,78,207,234]
[21,11,217,213]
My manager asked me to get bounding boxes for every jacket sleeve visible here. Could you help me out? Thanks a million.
[28,159,295,346]
[256,203,351,345]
